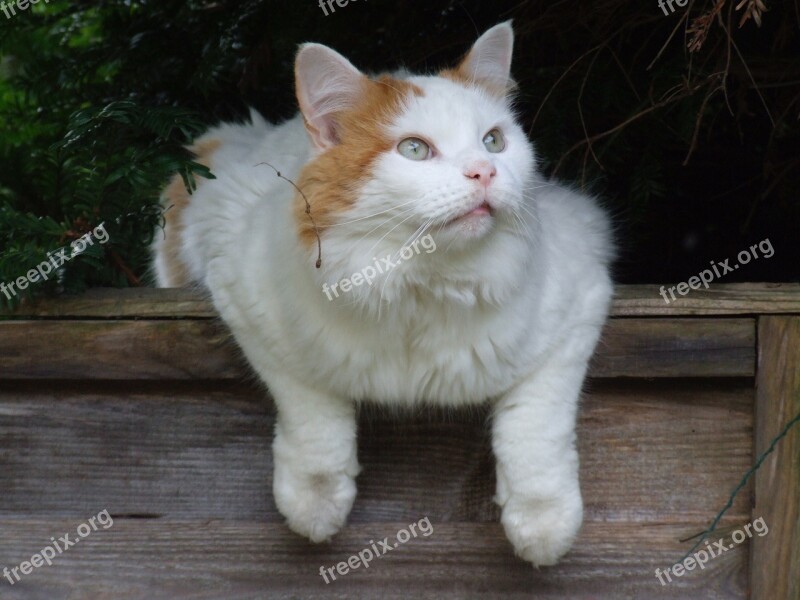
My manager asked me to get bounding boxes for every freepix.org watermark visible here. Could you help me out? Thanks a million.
[0,222,109,302]
[317,0,365,17]
[2,509,114,586]
[322,233,436,301]
[319,516,433,583]
[659,237,774,304]
[1,0,52,20]
[658,0,689,16]
[655,517,768,585]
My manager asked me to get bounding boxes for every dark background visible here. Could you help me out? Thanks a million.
[0,0,797,303]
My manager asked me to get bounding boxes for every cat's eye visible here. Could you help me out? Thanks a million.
[483,128,506,153]
[397,137,431,161]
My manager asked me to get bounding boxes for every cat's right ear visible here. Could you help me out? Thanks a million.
[454,21,515,96]
[295,44,365,150]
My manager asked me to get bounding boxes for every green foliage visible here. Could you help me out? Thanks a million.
[0,2,216,308]
[0,97,212,308]
[0,0,797,302]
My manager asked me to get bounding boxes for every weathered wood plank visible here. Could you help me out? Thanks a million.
[0,318,755,379]
[591,318,754,377]
[752,316,800,600]
[613,283,800,316]
[0,381,753,524]
[2,283,798,319]
[1,287,214,319]
[0,521,748,599]
[0,320,250,380]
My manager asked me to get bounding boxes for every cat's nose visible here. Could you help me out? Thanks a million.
[464,161,497,187]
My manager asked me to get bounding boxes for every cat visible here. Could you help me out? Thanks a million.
[152,21,614,567]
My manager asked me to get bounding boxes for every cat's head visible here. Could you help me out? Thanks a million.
[294,22,536,293]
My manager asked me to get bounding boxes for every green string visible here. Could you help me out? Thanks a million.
[677,404,800,563]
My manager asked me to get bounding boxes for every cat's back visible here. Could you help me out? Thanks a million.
[535,180,614,272]
[153,112,309,287]
[528,180,614,331]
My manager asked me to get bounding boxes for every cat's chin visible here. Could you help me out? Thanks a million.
[437,208,496,245]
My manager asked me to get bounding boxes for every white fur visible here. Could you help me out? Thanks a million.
[153,22,614,566]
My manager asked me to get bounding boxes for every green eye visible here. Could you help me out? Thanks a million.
[397,137,431,161]
[482,128,506,153]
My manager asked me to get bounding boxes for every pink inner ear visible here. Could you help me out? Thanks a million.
[319,119,341,146]
[303,110,340,149]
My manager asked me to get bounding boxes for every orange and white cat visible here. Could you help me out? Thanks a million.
[153,22,614,566]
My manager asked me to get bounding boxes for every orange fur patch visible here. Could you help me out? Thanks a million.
[293,76,423,249]
[159,138,221,286]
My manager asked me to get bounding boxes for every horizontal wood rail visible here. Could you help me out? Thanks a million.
[2,282,799,319]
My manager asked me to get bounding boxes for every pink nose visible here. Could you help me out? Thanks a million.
[464,162,497,187]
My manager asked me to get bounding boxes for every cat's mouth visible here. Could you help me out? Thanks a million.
[446,200,494,226]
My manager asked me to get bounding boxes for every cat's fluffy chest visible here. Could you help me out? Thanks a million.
[322,300,534,405]
[220,271,542,407]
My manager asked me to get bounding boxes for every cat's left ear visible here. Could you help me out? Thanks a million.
[454,21,515,95]
[295,43,365,150]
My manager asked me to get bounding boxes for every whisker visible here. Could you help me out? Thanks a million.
[352,205,418,247]
[516,203,542,227]
[509,209,533,240]
[392,218,433,262]
[380,217,436,303]
[365,213,417,259]
[329,198,418,228]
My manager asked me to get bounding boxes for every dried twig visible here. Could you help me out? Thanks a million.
[109,248,141,286]
[687,0,726,53]
[647,0,694,70]
[255,161,323,268]
[577,48,604,175]
[553,80,709,176]
[684,77,722,165]
[529,44,604,136]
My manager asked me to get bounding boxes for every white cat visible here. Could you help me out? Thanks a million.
[153,21,614,566]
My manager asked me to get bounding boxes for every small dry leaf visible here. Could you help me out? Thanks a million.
[687,0,726,53]
[736,0,768,28]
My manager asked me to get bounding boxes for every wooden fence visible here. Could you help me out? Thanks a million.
[0,283,798,599]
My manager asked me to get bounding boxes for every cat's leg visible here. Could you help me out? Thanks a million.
[268,374,360,542]
[491,347,592,567]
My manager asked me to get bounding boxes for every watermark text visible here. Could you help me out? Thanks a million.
[660,237,774,304]
[319,516,433,583]
[2,509,114,585]
[655,517,768,585]
[322,233,436,300]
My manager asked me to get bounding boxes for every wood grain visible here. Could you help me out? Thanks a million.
[1,284,790,598]
[0,320,251,380]
[752,316,800,600]
[2,287,215,319]
[0,381,753,524]
[592,318,754,377]
[613,283,800,316]
[0,521,748,599]
[3,283,798,319]
[0,318,755,380]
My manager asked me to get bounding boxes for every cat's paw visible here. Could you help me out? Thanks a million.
[273,459,358,543]
[499,491,583,567]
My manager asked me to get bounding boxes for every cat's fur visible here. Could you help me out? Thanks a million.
[153,22,614,566]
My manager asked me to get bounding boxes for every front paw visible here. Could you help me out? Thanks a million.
[499,491,583,567]
[273,457,358,543]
